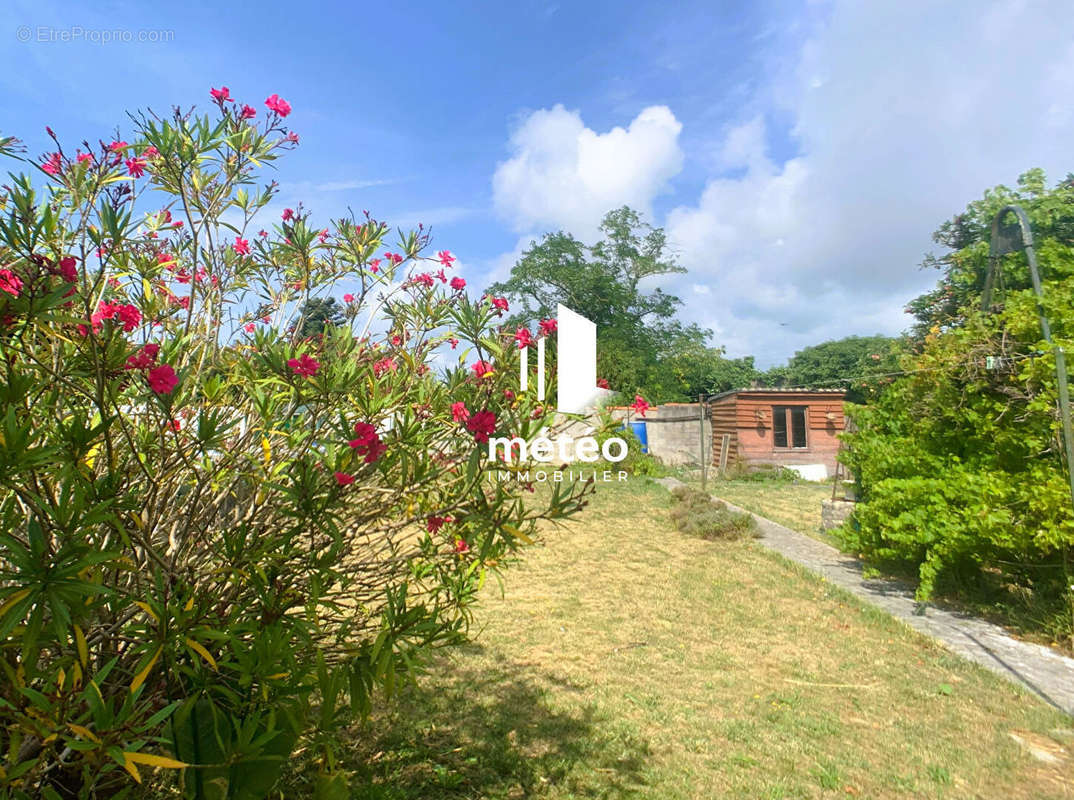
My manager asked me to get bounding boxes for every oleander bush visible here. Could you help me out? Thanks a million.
[0,89,592,798]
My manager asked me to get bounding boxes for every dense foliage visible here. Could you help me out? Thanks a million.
[840,170,1074,643]
[762,335,901,402]
[0,91,591,798]
[488,207,751,403]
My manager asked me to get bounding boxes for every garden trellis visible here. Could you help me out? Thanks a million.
[981,203,1074,519]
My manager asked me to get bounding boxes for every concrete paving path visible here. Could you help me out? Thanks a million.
[655,477,1074,715]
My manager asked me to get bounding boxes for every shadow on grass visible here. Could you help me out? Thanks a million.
[344,643,654,799]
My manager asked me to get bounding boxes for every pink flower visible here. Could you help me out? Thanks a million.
[282,208,294,221]
[448,337,459,349]
[41,152,62,176]
[455,539,470,554]
[285,131,299,144]
[373,357,397,377]
[450,276,466,291]
[244,322,256,333]
[76,152,94,166]
[427,515,452,534]
[466,409,497,443]
[334,471,355,486]
[169,419,182,432]
[412,272,435,288]
[384,252,403,266]
[265,94,292,117]
[108,140,128,154]
[349,422,386,463]
[318,229,329,243]
[287,353,320,377]
[471,360,494,380]
[240,104,256,119]
[369,258,381,273]
[343,293,354,303]
[210,86,231,103]
[490,296,509,314]
[597,378,610,390]
[0,269,23,298]
[115,304,141,332]
[58,257,78,283]
[503,389,515,400]
[141,146,159,160]
[538,318,557,337]
[126,157,146,178]
[514,327,533,349]
[233,237,250,255]
[437,250,456,268]
[630,394,650,417]
[147,364,178,395]
[451,402,470,423]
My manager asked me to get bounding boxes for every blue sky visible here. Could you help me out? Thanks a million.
[4,1,1073,366]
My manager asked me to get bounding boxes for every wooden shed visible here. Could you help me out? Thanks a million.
[709,388,847,475]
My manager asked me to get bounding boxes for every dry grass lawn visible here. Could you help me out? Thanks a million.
[706,478,834,539]
[339,479,1073,799]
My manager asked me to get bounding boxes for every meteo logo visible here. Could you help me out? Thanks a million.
[487,304,630,480]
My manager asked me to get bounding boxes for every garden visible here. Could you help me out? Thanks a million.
[1,87,1073,800]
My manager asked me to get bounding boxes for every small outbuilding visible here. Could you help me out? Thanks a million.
[709,388,847,477]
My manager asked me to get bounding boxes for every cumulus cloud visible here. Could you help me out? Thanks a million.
[483,1,1074,366]
[492,104,684,237]
[661,0,1074,365]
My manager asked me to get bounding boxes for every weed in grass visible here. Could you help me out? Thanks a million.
[928,764,954,786]
[812,760,842,790]
[669,485,758,540]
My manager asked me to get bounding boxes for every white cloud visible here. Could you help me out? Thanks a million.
[484,1,1074,367]
[662,0,1074,366]
[492,104,684,238]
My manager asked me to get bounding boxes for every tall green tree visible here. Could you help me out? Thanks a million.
[297,296,344,336]
[487,207,712,402]
[664,346,759,398]
[762,334,902,402]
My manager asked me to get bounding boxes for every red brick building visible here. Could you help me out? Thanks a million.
[710,388,847,475]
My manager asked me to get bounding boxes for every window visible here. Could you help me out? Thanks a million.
[772,405,808,449]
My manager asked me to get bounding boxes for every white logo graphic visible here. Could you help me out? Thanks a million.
[493,304,626,474]
[520,303,610,414]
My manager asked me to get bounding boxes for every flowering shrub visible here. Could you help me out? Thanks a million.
[0,91,591,798]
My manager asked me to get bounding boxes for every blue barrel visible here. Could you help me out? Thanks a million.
[628,420,648,454]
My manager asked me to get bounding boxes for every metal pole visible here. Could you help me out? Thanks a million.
[698,394,707,490]
[982,204,1074,515]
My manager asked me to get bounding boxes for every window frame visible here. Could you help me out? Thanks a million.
[771,404,809,450]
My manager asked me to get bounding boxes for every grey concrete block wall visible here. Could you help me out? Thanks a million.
[610,404,711,465]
